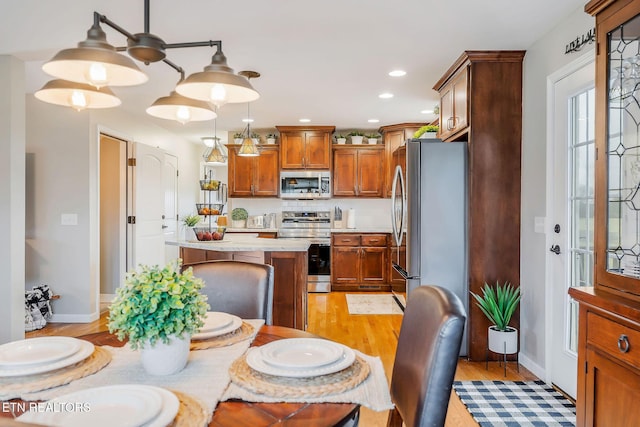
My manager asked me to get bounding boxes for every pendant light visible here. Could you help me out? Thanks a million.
[205,112,227,164]
[236,72,260,157]
[34,79,121,110]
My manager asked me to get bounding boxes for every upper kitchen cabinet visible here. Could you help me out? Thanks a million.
[378,123,425,197]
[227,145,279,197]
[276,126,335,169]
[332,145,384,197]
[437,68,468,141]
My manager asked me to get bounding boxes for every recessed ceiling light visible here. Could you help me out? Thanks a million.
[299,118,311,123]
[388,70,406,77]
[420,110,434,114]
[368,119,380,123]
[379,93,394,99]
[242,118,254,123]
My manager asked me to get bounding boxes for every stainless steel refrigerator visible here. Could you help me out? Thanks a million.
[391,139,468,355]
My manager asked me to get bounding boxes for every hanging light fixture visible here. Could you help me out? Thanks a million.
[34,79,121,110]
[237,72,260,157]
[37,1,259,119]
[204,111,227,164]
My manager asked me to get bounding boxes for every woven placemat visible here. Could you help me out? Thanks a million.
[229,354,370,398]
[190,321,255,351]
[0,346,112,399]
[169,390,210,427]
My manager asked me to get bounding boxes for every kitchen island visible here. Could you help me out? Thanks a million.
[167,234,310,330]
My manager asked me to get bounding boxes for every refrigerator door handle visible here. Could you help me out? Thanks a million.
[392,262,419,280]
[390,165,406,248]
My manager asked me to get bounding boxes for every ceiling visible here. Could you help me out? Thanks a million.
[1,0,587,144]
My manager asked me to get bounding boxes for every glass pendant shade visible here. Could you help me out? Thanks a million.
[175,49,259,105]
[42,24,148,88]
[35,79,121,110]
[206,145,226,163]
[146,91,216,123]
[238,137,259,157]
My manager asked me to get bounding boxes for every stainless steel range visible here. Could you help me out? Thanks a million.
[279,211,331,292]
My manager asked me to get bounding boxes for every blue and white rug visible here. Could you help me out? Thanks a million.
[453,380,576,427]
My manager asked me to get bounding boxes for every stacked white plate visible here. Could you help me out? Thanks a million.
[0,336,95,377]
[246,338,356,378]
[191,311,242,340]
[17,384,180,427]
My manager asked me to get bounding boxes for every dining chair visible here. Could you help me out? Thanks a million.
[182,260,274,325]
[387,285,467,427]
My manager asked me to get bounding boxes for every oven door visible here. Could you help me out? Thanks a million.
[308,241,331,292]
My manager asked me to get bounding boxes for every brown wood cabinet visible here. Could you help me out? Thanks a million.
[276,126,334,170]
[227,145,279,197]
[571,1,640,425]
[332,145,384,197]
[378,123,425,197]
[434,51,525,360]
[331,233,389,291]
[437,69,468,141]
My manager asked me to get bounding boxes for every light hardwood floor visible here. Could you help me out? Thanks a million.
[28,291,538,426]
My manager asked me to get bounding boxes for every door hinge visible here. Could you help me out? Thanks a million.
[128,158,137,167]
[176,169,179,177]
[595,147,598,161]
[127,215,136,224]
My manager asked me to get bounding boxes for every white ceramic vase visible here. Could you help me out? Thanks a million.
[367,138,378,144]
[420,132,438,139]
[234,138,243,144]
[336,138,347,145]
[266,138,276,144]
[140,334,191,376]
[351,136,364,145]
[488,326,518,354]
[231,219,247,228]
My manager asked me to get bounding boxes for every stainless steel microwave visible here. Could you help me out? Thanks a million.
[280,171,331,199]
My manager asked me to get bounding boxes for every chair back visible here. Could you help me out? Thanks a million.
[388,285,466,427]
[182,260,274,325]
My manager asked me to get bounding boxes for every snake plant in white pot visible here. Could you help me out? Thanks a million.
[471,281,521,354]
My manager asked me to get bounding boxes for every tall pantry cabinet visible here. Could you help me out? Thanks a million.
[570,1,640,425]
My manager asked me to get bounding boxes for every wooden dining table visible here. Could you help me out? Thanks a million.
[1,325,360,427]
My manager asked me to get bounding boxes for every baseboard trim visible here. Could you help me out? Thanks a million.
[519,352,546,380]
[100,294,116,303]
[49,311,100,323]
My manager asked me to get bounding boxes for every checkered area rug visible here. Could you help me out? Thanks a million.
[453,380,576,426]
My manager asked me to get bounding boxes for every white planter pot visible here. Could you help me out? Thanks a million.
[488,326,518,354]
[140,334,190,376]
[234,138,243,144]
[252,138,260,145]
[366,138,378,144]
[351,136,364,145]
[266,138,276,145]
[232,219,246,228]
[336,138,347,145]
[420,132,438,139]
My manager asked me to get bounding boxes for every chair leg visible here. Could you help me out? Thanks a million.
[387,407,403,427]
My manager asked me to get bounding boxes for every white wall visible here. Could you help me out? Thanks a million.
[520,6,594,376]
[0,56,26,344]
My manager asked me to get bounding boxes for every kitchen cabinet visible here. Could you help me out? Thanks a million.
[434,50,525,361]
[379,123,425,197]
[331,233,388,291]
[276,126,335,170]
[227,145,279,197]
[571,1,640,425]
[388,232,406,293]
[332,145,384,197]
[437,68,468,141]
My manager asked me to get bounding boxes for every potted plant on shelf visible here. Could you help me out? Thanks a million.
[108,260,209,375]
[231,207,249,228]
[335,134,347,144]
[414,125,439,139]
[251,132,261,145]
[470,281,521,355]
[366,133,381,144]
[349,131,364,145]
[233,132,244,144]
[266,133,277,144]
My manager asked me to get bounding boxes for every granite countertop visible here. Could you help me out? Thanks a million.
[167,233,310,252]
[331,227,393,233]
[225,227,279,233]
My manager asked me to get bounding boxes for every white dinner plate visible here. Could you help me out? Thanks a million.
[198,312,234,333]
[259,338,344,369]
[141,386,180,427]
[16,384,165,427]
[192,314,242,340]
[0,336,82,367]
[0,339,94,377]
[246,345,356,378]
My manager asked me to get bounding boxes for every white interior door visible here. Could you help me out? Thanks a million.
[163,153,179,263]
[133,143,166,268]
[547,55,595,399]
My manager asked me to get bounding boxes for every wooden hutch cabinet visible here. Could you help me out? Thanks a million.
[331,233,389,291]
[332,145,384,197]
[378,123,425,197]
[434,51,525,361]
[570,1,640,426]
[227,145,279,197]
[276,126,334,170]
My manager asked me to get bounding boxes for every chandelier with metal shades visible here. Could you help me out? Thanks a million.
[35,0,259,124]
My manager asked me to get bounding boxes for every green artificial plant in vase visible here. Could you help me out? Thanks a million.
[471,281,521,355]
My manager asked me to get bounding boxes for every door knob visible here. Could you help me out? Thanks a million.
[549,245,561,255]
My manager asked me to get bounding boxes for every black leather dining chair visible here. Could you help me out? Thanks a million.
[182,260,274,325]
[387,285,466,427]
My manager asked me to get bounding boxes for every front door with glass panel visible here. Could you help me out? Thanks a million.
[549,56,595,399]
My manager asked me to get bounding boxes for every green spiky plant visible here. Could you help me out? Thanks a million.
[470,281,521,331]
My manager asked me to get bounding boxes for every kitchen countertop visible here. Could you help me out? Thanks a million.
[167,233,310,252]
[331,227,394,233]
[225,227,279,233]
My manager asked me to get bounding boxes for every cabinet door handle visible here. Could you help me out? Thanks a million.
[447,117,454,131]
[618,334,630,353]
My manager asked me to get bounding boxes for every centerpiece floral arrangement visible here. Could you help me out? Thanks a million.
[108,260,209,350]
